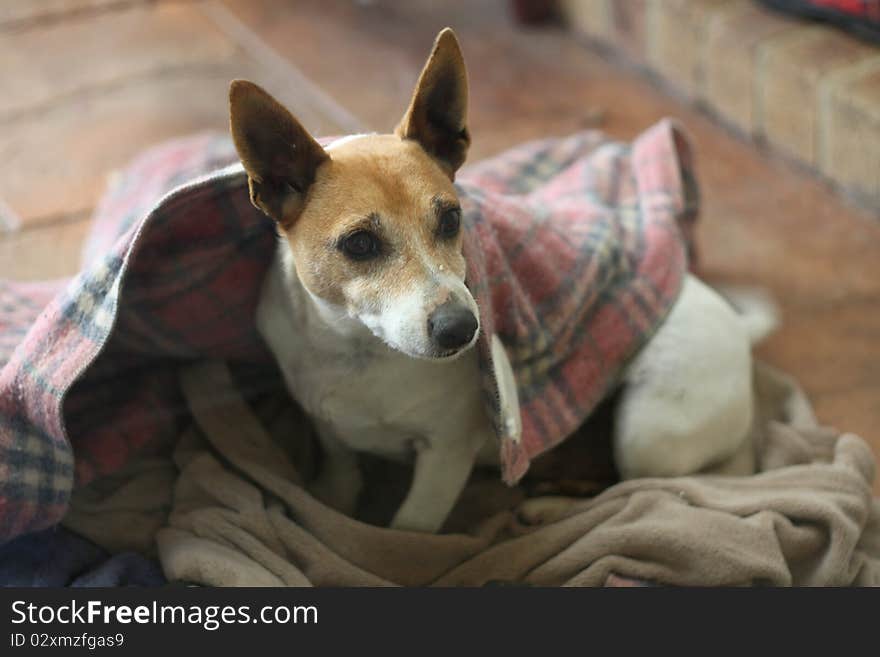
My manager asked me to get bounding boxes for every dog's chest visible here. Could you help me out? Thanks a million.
[285,341,484,459]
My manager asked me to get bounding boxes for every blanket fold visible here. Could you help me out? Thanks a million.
[61,359,880,587]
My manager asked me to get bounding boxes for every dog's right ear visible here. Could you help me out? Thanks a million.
[229,80,329,228]
[396,28,470,178]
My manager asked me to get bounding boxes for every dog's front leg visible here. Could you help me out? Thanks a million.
[390,441,476,533]
[309,422,363,516]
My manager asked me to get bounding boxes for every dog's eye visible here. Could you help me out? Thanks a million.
[341,230,381,261]
[437,207,461,239]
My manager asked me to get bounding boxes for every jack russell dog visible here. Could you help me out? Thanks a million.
[228,28,774,533]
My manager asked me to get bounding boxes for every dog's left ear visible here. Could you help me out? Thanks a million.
[396,28,470,178]
[229,80,329,228]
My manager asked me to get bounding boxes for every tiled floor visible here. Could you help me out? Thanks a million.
[1,0,878,490]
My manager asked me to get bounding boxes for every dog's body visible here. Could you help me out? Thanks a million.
[259,248,760,531]
[232,29,771,533]
[258,235,495,531]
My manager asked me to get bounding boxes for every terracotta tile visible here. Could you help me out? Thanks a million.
[0,5,350,227]
[221,0,533,139]
[3,74,333,226]
[0,0,141,28]
[645,0,731,99]
[217,0,432,136]
[0,217,92,281]
[756,299,880,397]
[0,3,237,121]
[0,73,237,227]
[220,0,673,158]
[697,156,880,306]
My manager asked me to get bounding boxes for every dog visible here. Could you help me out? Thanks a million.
[228,28,773,533]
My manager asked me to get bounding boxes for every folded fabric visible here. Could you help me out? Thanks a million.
[61,359,879,586]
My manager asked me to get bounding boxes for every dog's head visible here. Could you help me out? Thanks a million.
[230,28,478,360]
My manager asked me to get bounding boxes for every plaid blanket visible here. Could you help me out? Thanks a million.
[0,121,697,543]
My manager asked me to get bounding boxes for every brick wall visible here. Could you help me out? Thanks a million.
[560,0,880,211]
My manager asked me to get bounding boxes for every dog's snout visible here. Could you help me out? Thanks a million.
[427,301,478,352]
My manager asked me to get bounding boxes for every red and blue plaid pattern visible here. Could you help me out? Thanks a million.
[0,120,697,543]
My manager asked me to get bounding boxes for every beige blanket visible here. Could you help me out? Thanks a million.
[62,360,880,586]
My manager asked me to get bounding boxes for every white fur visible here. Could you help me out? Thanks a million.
[258,241,769,532]
[257,241,492,531]
[613,276,756,479]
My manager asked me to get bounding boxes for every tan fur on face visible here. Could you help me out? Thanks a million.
[286,135,466,318]
[229,28,473,356]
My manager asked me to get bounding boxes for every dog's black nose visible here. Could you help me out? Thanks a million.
[428,302,478,351]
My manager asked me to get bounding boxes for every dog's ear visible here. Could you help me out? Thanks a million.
[229,80,329,228]
[395,28,470,178]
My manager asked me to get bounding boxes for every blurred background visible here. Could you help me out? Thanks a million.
[0,0,877,486]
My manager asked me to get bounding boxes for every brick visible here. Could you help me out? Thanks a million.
[558,0,613,43]
[645,0,730,100]
[562,0,648,60]
[820,57,880,206]
[609,0,649,61]
[703,1,799,134]
[757,27,876,165]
